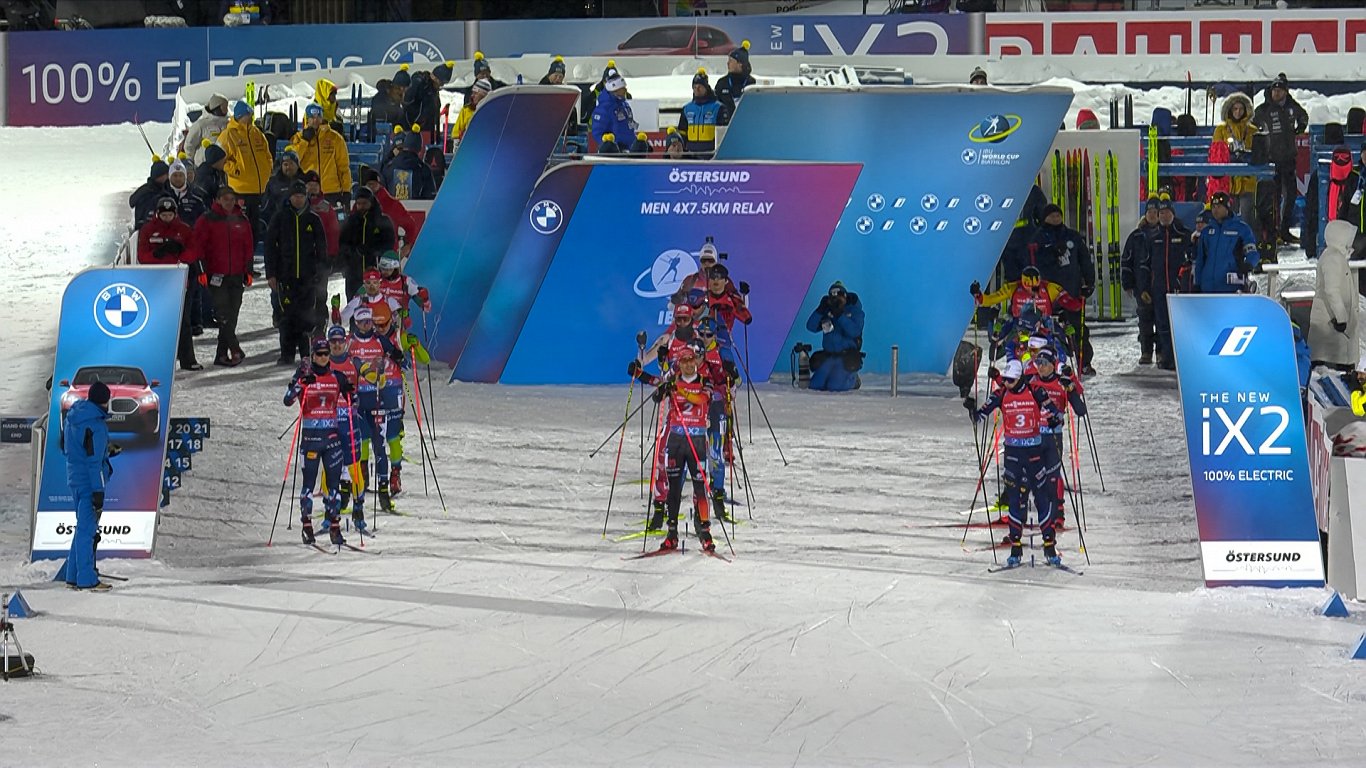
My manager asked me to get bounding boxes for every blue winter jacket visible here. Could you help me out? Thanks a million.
[590,91,636,146]
[806,293,865,353]
[62,399,110,494]
[1192,214,1259,293]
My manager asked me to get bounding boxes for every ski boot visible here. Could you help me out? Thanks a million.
[646,501,666,534]
[352,508,368,534]
[317,516,332,538]
[1043,540,1061,567]
[699,527,716,553]
[1006,540,1023,568]
[658,527,680,552]
[301,521,316,545]
[712,492,735,525]
[328,515,346,547]
[338,480,352,514]
[378,479,394,513]
[390,466,403,497]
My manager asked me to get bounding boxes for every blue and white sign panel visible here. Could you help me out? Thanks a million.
[32,266,185,560]
[1169,294,1324,587]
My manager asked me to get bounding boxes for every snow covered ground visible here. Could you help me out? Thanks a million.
[2,123,1366,767]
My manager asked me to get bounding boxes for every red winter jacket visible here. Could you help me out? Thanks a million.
[371,184,420,245]
[138,215,197,266]
[192,202,254,277]
[309,194,340,259]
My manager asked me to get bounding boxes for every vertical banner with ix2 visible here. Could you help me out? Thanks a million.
[1169,294,1324,587]
[32,266,185,560]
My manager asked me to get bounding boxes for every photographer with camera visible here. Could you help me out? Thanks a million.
[804,281,865,392]
[60,381,117,591]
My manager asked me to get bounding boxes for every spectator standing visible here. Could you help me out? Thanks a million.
[403,62,454,139]
[678,69,721,157]
[193,185,254,367]
[289,103,352,206]
[453,79,491,142]
[265,181,328,364]
[381,131,436,202]
[969,67,988,86]
[1210,93,1257,223]
[60,381,113,591]
[367,76,407,139]
[1252,73,1308,246]
[194,142,229,205]
[361,167,420,252]
[220,99,273,241]
[1121,197,1161,364]
[138,197,203,371]
[303,171,340,262]
[1024,204,1096,373]
[1135,199,1193,371]
[262,148,301,226]
[629,131,651,155]
[339,187,395,298]
[471,52,508,90]
[539,56,566,85]
[313,78,340,128]
[1308,221,1361,370]
[1192,191,1259,295]
[804,282,865,392]
[591,67,636,147]
[167,160,206,225]
[182,94,229,165]
[129,157,172,228]
[714,41,755,126]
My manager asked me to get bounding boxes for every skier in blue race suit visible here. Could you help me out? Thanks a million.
[284,338,354,547]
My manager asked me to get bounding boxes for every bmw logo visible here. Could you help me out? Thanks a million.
[909,217,928,235]
[855,216,874,235]
[963,217,982,234]
[961,148,978,165]
[530,200,563,235]
[920,194,939,212]
[93,283,150,339]
[866,193,885,212]
[975,194,993,212]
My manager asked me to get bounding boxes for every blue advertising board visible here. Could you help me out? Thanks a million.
[715,86,1072,374]
[401,86,582,368]
[460,160,861,384]
[1168,294,1324,588]
[32,266,186,560]
[4,22,467,126]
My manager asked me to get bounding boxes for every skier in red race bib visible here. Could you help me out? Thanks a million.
[654,346,716,554]
[972,359,1065,567]
[284,338,355,547]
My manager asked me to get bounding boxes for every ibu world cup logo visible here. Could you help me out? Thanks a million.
[93,283,150,339]
[968,113,1023,144]
[634,249,697,299]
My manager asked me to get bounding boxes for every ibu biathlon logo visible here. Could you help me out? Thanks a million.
[634,249,697,298]
[529,200,563,235]
[93,283,150,339]
[968,113,1023,144]
[382,37,446,66]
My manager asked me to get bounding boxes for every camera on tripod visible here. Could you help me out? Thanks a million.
[1,593,35,680]
[790,343,813,389]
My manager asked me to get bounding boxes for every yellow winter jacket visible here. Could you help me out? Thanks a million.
[315,78,339,124]
[289,124,352,195]
[1211,93,1257,196]
[453,104,476,140]
[219,117,273,195]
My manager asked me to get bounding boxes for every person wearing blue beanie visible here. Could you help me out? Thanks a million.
[233,100,252,120]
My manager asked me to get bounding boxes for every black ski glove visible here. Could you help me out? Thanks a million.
[962,396,977,412]
[627,360,642,378]
[91,491,104,511]
[969,280,982,297]
[722,360,739,384]
[107,443,123,458]
[738,281,750,295]
[301,127,317,142]
[657,345,669,365]
[1047,412,1064,430]
[388,347,406,365]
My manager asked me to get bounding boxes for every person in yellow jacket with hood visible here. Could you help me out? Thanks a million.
[289,102,352,204]
[1211,92,1257,223]
[313,78,340,126]
[220,99,273,239]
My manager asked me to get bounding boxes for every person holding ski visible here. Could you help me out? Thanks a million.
[284,339,354,547]
[655,346,717,554]
[1121,197,1162,364]
[972,359,1064,568]
[1192,191,1259,295]
[1137,198,1194,370]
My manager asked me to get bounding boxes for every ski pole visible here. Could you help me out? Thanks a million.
[636,331,648,497]
[341,392,368,540]
[277,414,300,440]
[407,349,441,505]
[1064,418,1090,563]
[728,340,788,466]
[601,376,636,538]
[590,381,658,458]
[420,309,438,447]
[642,387,668,554]
[743,322,753,444]
[268,411,303,545]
